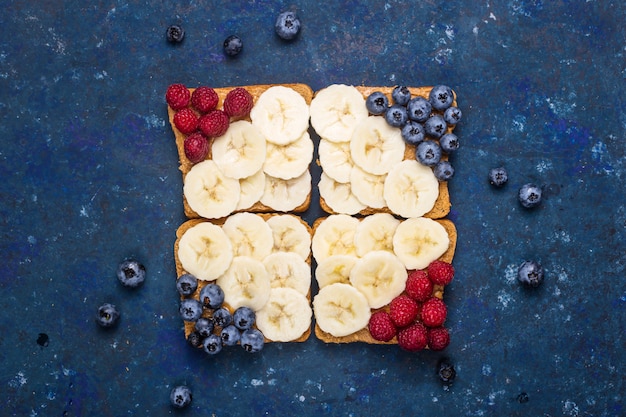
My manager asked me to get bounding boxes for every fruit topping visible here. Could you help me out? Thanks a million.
[444,106,462,125]
[433,161,454,182]
[517,260,544,287]
[223,87,254,119]
[427,326,450,351]
[179,299,203,322]
[233,306,256,330]
[198,110,229,137]
[488,166,508,187]
[183,132,210,163]
[176,273,198,297]
[429,85,454,111]
[191,86,219,114]
[96,303,120,328]
[199,283,225,309]
[165,84,190,110]
[223,35,243,56]
[391,86,411,106]
[385,104,408,128]
[241,328,265,352]
[220,325,242,346]
[416,140,442,167]
[423,114,447,139]
[397,322,428,352]
[439,133,459,154]
[518,183,542,208]
[365,91,389,115]
[405,270,433,302]
[275,11,301,40]
[401,120,425,145]
[170,385,192,409]
[407,97,432,123]
[173,107,199,135]
[186,331,203,348]
[389,295,420,328]
[213,307,233,327]
[427,260,455,286]
[194,317,215,338]
[116,259,146,288]
[203,334,223,355]
[368,311,397,342]
[421,297,447,327]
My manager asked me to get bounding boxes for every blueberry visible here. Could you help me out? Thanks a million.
[385,104,408,128]
[233,306,256,330]
[518,183,542,208]
[488,167,508,187]
[203,334,223,355]
[220,325,242,346]
[223,35,243,57]
[212,307,232,327]
[444,106,462,125]
[186,331,203,348]
[170,385,192,409]
[194,317,215,337]
[399,121,424,145]
[365,91,389,115]
[429,85,454,111]
[241,328,265,353]
[179,299,203,322]
[433,161,454,181]
[199,283,224,309]
[176,274,198,297]
[439,133,459,154]
[391,85,411,106]
[96,303,120,328]
[437,359,456,385]
[407,97,432,122]
[423,114,447,139]
[275,11,301,40]
[416,140,442,167]
[116,259,146,288]
[166,25,185,44]
[518,260,544,287]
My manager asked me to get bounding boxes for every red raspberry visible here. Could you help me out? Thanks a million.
[165,84,190,110]
[397,322,428,352]
[368,311,396,342]
[427,327,450,351]
[199,110,229,137]
[223,87,253,119]
[421,297,447,327]
[173,108,199,135]
[183,132,209,163]
[389,295,419,328]
[427,260,455,286]
[405,270,434,302]
[191,86,219,114]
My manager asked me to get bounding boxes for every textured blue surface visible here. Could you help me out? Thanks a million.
[1,1,625,415]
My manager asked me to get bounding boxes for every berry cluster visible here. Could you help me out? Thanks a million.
[367,260,455,351]
[165,84,254,164]
[365,85,462,182]
[176,274,265,354]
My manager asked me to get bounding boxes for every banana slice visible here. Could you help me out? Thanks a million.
[177,222,233,281]
[236,169,265,211]
[216,256,271,311]
[349,115,406,175]
[266,214,311,260]
[350,166,387,209]
[318,172,366,215]
[354,213,401,257]
[250,85,310,146]
[309,84,368,143]
[349,250,408,309]
[383,160,439,218]
[311,214,359,263]
[318,139,354,183]
[263,251,311,296]
[183,160,241,219]
[221,213,273,261]
[392,217,450,270]
[260,170,311,212]
[315,255,358,289]
[313,283,371,337]
[263,130,313,180]
[211,120,266,180]
[255,287,312,342]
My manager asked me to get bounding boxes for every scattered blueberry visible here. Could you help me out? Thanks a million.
[203,334,223,355]
[96,303,120,328]
[176,274,198,297]
[437,358,456,385]
[407,97,432,122]
[116,259,146,288]
[194,317,215,338]
[166,25,185,44]
[416,140,442,167]
[391,85,411,106]
[187,331,203,348]
[429,85,454,111]
[433,161,454,181]
[37,333,49,347]
[385,104,408,128]
[518,260,544,287]
[518,183,542,208]
[220,325,242,346]
[275,11,301,40]
[365,91,389,115]
[170,385,192,409]
[517,392,530,403]
[233,306,256,330]
[212,307,232,327]
[443,106,462,125]
[439,133,459,154]
[488,167,508,187]
[423,114,447,139]
[179,299,203,322]
[223,35,243,57]
[241,328,265,353]
[199,283,224,309]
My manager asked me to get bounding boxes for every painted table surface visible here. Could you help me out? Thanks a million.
[1,1,624,416]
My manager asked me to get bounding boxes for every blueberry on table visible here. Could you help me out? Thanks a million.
[220,325,242,346]
[96,303,120,328]
[179,299,203,322]
[223,35,243,56]
[170,385,192,409]
[488,167,508,187]
[275,11,301,40]
[434,161,454,181]
[437,359,456,385]
[203,334,223,355]
[518,183,542,208]
[407,97,432,123]
[385,104,408,128]
[391,85,411,106]
[429,85,454,111]
[401,120,425,145]
[166,25,185,43]
[518,260,544,287]
[439,133,459,154]
[423,114,447,139]
[241,329,265,353]
[416,140,442,167]
[176,273,198,297]
[199,283,224,309]
[233,306,256,330]
[116,259,145,288]
[365,91,389,115]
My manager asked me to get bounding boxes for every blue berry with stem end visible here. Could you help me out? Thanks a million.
[170,385,192,409]
[223,35,243,56]
[440,133,459,154]
[424,114,447,139]
[220,325,242,346]
[199,283,224,309]
[241,328,265,353]
[203,334,222,355]
[407,97,432,122]
[117,259,146,288]
[429,85,454,111]
[433,161,454,181]
[416,140,442,167]
[176,273,198,297]
[401,121,425,145]
[392,86,411,106]
[179,299,203,322]
[488,167,508,187]
[96,303,120,328]
[275,11,301,40]
[365,91,389,115]
[444,106,462,125]
[518,260,544,287]
[385,104,408,128]
[518,183,542,208]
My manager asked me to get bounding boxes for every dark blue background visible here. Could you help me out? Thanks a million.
[1,1,624,415]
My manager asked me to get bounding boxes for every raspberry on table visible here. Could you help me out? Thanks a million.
[405,270,433,302]
[389,295,419,328]
[421,297,447,328]
[397,322,428,352]
[183,132,210,163]
[198,110,229,138]
[165,83,190,110]
[173,107,199,135]
[191,86,219,114]
[368,311,396,342]
[427,326,450,351]
[223,87,254,119]
[427,260,455,286]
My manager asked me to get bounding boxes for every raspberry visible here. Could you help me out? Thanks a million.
[199,110,229,138]
[223,87,253,119]
[173,108,199,135]
[191,86,219,114]
[397,322,428,352]
[183,132,209,163]
[165,84,190,110]
[421,297,447,327]
[389,295,419,328]
[427,260,455,286]
[368,311,396,342]
[405,270,433,302]
[427,326,450,351]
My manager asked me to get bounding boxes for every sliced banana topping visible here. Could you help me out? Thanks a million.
[318,172,366,215]
[350,166,387,209]
[177,222,233,281]
[212,120,266,180]
[183,160,241,219]
[256,287,312,342]
[260,170,311,212]
[349,115,405,175]
[216,256,271,311]
[392,217,450,270]
[263,251,311,296]
[383,160,439,218]
[349,251,408,309]
[315,254,358,289]
[266,214,311,260]
[263,130,313,180]
[311,214,359,262]
[310,84,368,143]
[318,139,354,183]
[236,169,266,211]
[313,283,371,337]
[222,212,274,261]
[354,213,400,257]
